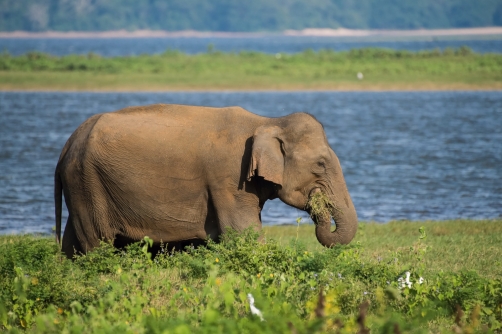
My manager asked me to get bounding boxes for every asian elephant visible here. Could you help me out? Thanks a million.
[55,104,357,258]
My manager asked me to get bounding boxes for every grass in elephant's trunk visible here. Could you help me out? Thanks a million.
[305,192,341,229]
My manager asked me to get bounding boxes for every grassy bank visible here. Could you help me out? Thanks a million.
[1,47,502,91]
[1,219,501,333]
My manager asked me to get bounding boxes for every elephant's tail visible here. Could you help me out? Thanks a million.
[54,167,62,247]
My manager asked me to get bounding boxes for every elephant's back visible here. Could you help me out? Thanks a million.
[112,103,263,126]
[87,103,259,146]
[109,104,266,131]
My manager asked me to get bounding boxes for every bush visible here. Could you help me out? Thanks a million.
[0,227,501,333]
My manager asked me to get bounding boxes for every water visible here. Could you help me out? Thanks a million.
[1,36,502,56]
[0,91,501,235]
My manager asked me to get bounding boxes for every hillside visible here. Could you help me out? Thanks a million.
[1,0,502,32]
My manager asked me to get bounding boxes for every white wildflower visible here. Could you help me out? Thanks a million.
[247,293,264,321]
[418,277,424,284]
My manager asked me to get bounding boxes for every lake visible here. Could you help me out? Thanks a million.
[1,36,502,57]
[0,91,501,235]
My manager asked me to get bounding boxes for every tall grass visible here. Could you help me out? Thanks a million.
[1,219,501,332]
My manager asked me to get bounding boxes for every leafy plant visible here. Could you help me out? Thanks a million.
[0,221,501,332]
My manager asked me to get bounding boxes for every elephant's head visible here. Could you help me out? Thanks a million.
[247,113,357,247]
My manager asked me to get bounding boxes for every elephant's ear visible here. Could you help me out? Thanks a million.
[247,125,284,186]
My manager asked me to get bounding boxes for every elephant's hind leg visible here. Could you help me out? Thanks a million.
[61,204,103,259]
[61,218,83,259]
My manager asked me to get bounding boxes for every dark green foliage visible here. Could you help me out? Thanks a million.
[0,0,501,32]
[73,241,121,276]
[0,236,102,322]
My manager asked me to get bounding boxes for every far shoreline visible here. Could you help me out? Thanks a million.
[1,27,502,39]
[2,86,502,93]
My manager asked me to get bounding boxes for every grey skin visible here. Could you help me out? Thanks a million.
[55,104,357,258]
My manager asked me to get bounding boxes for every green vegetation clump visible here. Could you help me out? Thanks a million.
[1,47,501,91]
[0,47,494,73]
[1,220,502,333]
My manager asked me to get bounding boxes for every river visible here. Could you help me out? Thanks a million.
[0,91,501,234]
[1,36,502,56]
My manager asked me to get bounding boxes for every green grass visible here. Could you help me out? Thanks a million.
[1,220,501,333]
[1,47,502,91]
[264,219,502,279]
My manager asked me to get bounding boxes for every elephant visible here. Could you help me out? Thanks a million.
[55,104,357,258]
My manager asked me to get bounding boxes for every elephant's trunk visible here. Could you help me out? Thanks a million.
[308,188,358,247]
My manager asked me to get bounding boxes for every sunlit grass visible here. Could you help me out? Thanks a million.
[263,219,502,278]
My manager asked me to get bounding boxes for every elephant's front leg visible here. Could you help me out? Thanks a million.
[210,188,263,236]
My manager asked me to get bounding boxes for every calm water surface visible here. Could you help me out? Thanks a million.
[1,37,502,56]
[0,91,501,234]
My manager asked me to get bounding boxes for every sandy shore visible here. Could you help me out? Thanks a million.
[1,27,502,39]
[284,27,502,37]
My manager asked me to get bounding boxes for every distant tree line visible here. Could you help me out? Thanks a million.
[1,0,502,32]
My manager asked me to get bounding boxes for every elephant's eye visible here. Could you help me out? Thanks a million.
[312,161,326,175]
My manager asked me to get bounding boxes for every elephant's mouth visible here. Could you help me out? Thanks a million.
[305,188,337,222]
[308,187,321,198]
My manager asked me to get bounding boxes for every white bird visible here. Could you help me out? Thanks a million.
[357,72,364,80]
[247,293,264,321]
[405,271,412,288]
[397,276,405,289]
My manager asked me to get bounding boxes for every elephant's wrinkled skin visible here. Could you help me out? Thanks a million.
[55,104,357,258]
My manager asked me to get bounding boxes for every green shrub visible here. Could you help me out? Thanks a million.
[0,224,501,332]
